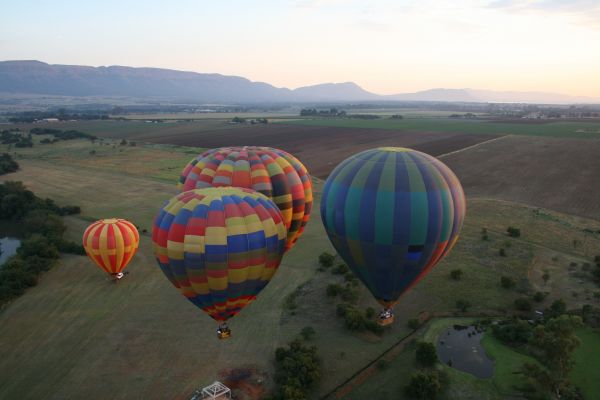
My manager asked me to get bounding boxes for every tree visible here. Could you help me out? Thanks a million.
[450,269,463,280]
[300,326,315,341]
[326,283,341,297]
[318,252,335,267]
[416,342,438,367]
[526,315,583,396]
[456,299,471,312]
[507,226,521,237]
[501,276,515,289]
[547,299,567,318]
[533,291,547,302]
[514,298,532,311]
[407,318,420,330]
[273,339,320,400]
[404,371,442,400]
[542,272,551,285]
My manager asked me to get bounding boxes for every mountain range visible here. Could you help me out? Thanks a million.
[0,60,598,104]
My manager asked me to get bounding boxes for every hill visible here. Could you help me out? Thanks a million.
[1,60,599,104]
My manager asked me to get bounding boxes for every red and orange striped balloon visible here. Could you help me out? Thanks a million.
[82,218,140,276]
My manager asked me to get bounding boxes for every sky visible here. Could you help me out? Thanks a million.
[2,0,600,96]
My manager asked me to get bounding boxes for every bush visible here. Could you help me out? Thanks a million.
[0,153,19,175]
[57,240,86,255]
[404,371,442,400]
[456,299,471,312]
[501,276,515,289]
[533,291,547,302]
[416,342,438,366]
[507,226,521,237]
[326,283,342,297]
[318,252,335,267]
[331,263,349,275]
[17,235,59,260]
[499,248,507,257]
[450,269,463,280]
[408,318,420,330]
[300,326,316,341]
[340,285,359,303]
[492,318,532,344]
[547,299,567,318]
[514,298,532,311]
[365,307,375,319]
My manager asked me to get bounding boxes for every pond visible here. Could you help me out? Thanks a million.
[436,324,495,379]
[0,237,21,267]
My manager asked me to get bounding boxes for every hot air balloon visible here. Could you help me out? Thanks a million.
[178,146,312,251]
[152,187,287,339]
[82,218,139,282]
[321,147,465,325]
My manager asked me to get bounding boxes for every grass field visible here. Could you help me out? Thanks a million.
[280,117,600,139]
[0,136,599,399]
[571,328,600,399]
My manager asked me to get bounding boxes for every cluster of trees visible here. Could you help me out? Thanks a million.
[0,153,19,175]
[491,301,586,399]
[266,337,320,400]
[403,342,447,399]
[30,128,97,142]
[593,255,600,286]
[8,110,109,123]
[335,303,383,334]
[0,181,84,306]
[449,113,477,119]
[229,117,268,124]
[318,252,382,334]
[347,114,380,120]
[300,108,346,117]
[507,226,521,238]
[1,130,33,147]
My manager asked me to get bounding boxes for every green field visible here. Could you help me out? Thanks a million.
[571,328,600,399]
[0,137,599,399]
[280,117,600,139]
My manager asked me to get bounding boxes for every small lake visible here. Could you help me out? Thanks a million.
[436,324,495,378]
[0,237,21,266]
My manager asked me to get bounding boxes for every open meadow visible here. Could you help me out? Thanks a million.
[0,132,599,399]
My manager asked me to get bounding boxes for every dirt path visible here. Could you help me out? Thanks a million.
[438,135,509,158]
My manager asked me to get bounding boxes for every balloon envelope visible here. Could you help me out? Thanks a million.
[82,218,139,275]
[320,147,465,307]
[178,146,312,251]
[152,187,287,322]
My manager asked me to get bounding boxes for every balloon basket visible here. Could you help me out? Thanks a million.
[217,324,231,340]
[378,316,394,326]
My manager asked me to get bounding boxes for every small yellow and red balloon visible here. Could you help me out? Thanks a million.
[82,218,139,281]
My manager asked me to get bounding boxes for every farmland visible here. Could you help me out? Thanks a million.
[0,120,599,399]
[280,117,600,139]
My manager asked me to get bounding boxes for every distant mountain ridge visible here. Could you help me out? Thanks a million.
[0,60,598,104]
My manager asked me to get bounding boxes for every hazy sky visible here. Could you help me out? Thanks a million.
[2,0,600,96]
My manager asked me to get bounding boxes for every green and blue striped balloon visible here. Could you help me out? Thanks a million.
[321,147,465,308]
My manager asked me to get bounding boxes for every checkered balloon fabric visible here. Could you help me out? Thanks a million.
[178,146,312,251]
[152,187,287,322]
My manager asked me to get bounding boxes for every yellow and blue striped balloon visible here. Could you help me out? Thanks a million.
[321,147,465,308]
[152,187,287,322]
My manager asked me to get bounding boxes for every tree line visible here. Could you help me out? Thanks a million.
[0,181,84,307]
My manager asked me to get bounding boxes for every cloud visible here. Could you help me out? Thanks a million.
[294,0,355,8]
[487,0,600,27]
[488,0,600,13]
